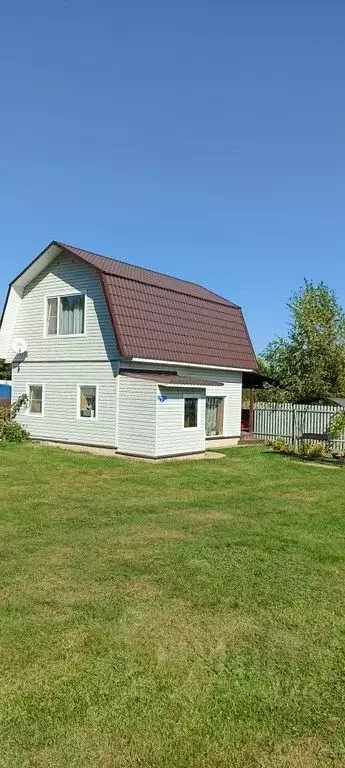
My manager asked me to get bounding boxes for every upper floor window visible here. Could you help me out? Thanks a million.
[46,294,85,336]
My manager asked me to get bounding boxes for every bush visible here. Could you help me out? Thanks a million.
[0,394,30,444]
[297,441,312,456]
[1,420,30,443]
[307,443,326,458]
[270,439,290,452]
[270,437,329,460]
[329,411,345,441]
[269,439,297,454]
[296,441,328,459]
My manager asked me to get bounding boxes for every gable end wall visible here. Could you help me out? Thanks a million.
[12,252,118,362]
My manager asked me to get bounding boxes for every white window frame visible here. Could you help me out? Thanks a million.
[183,394,199,430]
[77,384,99,421]
[26,383,45,417]
[44,294,87,338]
[205,395,225,437]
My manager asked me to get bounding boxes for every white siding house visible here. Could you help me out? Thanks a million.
[0,240,257,458]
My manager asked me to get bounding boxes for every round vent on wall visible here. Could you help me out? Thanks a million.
[12,338,28,355]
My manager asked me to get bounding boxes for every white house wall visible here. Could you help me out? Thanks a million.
[10,252,120,448]
[177,366,242,438]
[117,376,157,457]
[11,252,118,362]
[156,388,206,456]
[121,362,242,438]
[13,361,118,447]
[0,287,22,360]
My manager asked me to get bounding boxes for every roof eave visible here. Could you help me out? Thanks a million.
[128,357,258,373]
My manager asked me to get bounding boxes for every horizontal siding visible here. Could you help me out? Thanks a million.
[122,361,242,437]
[12,252,118,362]
[0,287,21,360]
[156,388,205,456]
[117,376,157,457]
[12,361,118,447]
[177,366,242,437]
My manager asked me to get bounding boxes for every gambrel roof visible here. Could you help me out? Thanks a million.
[0,240,257,370]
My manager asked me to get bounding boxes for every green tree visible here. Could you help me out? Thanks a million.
[0,359,11,380]
[261,280,345,402]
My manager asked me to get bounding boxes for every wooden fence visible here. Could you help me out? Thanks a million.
[254,402,345,449]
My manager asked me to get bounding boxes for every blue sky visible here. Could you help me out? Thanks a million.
[0,0,344,353]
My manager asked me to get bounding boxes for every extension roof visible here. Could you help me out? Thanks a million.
[0,240,257,370]
[120,372,224,387]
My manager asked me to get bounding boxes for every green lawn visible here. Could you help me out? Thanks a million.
[1,444,345,767]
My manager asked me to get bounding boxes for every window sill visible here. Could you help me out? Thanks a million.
[44,334,86,339]
[76,418,98,422]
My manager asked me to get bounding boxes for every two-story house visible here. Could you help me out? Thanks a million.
[0,241,257,458]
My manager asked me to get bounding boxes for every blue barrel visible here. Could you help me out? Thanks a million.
[0,383,11,399]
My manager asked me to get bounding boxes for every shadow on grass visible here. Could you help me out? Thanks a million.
[264,448,345,469]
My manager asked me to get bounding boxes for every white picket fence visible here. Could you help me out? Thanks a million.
[254,402,345,449]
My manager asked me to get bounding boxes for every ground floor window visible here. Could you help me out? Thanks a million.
[206,397,224,436]
[184,397,198,428]
[78,385,97,419]
[28,384,43,415]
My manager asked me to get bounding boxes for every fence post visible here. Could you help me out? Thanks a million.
[248,388,254,435]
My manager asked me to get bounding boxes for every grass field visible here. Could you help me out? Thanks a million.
[1,443,345,767]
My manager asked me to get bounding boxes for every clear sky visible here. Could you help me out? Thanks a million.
[0,0,344,353]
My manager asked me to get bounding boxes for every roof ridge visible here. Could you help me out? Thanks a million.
[58,241,239,308]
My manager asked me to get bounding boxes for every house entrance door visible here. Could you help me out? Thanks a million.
[205,397,224,436]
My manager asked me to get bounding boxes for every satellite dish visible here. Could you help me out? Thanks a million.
[12,338,28,355]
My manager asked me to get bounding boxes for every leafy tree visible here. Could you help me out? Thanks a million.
[0,359,11,380]
[261,280,345,403]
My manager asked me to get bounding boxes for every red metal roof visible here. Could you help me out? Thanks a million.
[58,243,237,306]
[120,372,224,386]
[1,240,256,371]
[58,242,257,370]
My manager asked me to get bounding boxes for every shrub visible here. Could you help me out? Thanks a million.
[283,442,297,455]
[329,411,345,441]
[296,441,327,459]
[297,441,311,456]
[270,439,290,452]
[1,420,30,443]
[0,394,30,443]
[307,443,326,458]
[270,438,328,459]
